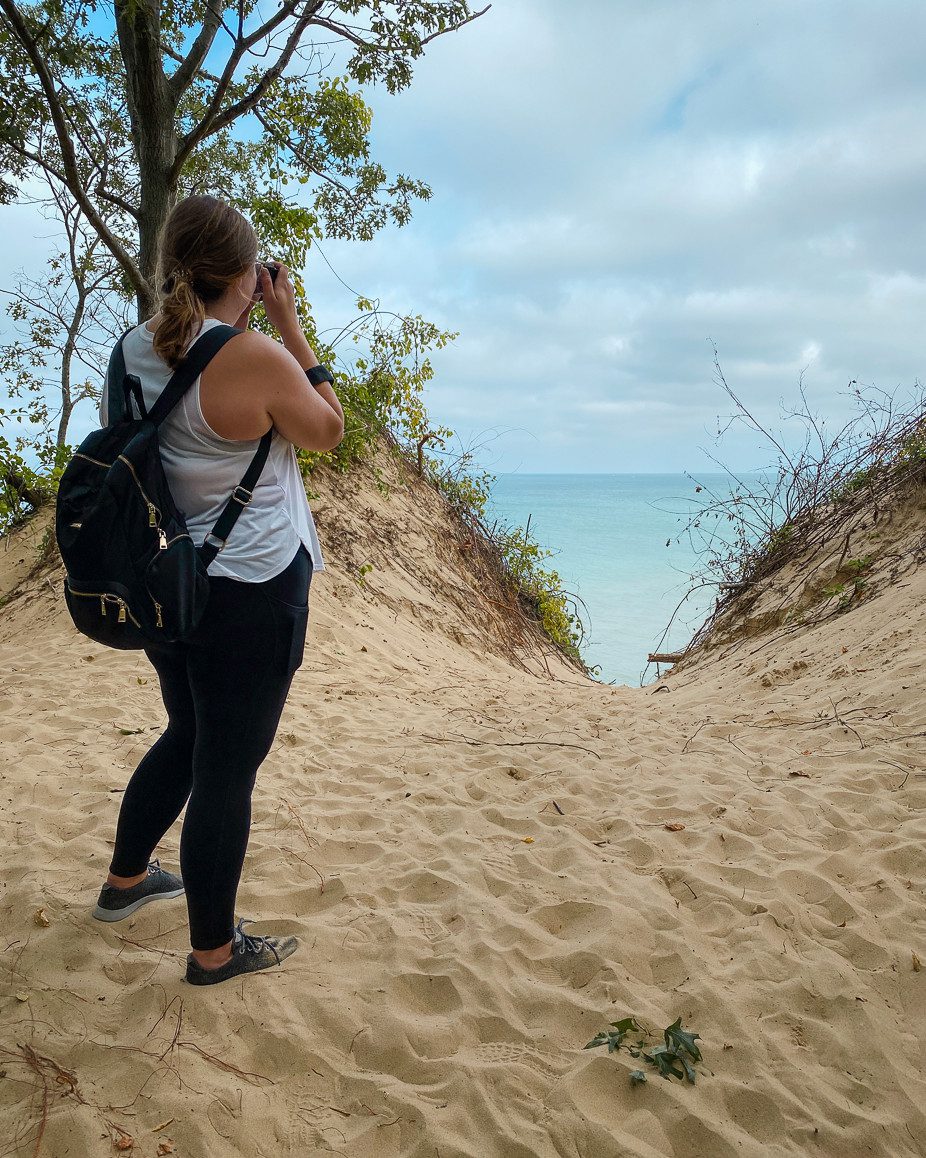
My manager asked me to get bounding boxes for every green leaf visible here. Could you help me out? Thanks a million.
[629,1069,647,1086]
[663,1017,702,1061]
[642,1046,685,1081]
[585,1026,629,1053]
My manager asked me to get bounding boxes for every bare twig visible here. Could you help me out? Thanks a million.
[418,731,601,759]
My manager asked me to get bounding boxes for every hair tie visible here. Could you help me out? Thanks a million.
[161,266,192,295]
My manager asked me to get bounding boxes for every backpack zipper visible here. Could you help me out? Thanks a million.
[67,586,142,628]
[75,452,113,469]
[157,530,193,550]
[117,454,161,527]
[76,450,160,530]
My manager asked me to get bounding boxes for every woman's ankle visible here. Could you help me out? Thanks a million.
[107,868,148,889]
[190,939,234,970]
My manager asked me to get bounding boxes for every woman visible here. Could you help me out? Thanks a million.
[90,194,344,985]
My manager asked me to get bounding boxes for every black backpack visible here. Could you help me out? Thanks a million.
[55,322,272,650]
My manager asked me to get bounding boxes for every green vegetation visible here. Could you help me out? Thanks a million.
[488,523,586,662]
[896,428,926,468]
[833,466,875,504]
[764,519,795,561]
[820,554,874,612]
[584,1014,704,1085]
[0,436,70,534]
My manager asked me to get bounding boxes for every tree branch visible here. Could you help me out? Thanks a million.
[0,0,146,296]
[167,0,224,102]
[419,4,492,47]
[2,139,140,222]
[0,464,44,508]
[171,1,325,181]
[308,15,367,51]
[251,104,352,197]
[308,5,492,54]
[167,1,490,180]
[251,104,320,168]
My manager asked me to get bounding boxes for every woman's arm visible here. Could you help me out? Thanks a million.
[279,324,344,428]
[229,332,343,452]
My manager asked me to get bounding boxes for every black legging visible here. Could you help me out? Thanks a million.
[108,543,313,950]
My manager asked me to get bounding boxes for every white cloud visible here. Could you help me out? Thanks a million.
[577,399,675,415]
[4,1,926,471]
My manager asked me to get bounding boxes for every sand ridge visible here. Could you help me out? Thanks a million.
[1,463,924,1157]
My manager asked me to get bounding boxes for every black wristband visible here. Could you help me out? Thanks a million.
[306,364,334,386]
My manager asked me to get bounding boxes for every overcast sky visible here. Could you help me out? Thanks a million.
[3,0,925,475]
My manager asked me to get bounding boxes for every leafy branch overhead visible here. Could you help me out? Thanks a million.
[0,0,486,519]
[0,0,490,312]
[584,1014,704,1085]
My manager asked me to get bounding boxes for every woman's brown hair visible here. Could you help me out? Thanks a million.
[152,194,258,370]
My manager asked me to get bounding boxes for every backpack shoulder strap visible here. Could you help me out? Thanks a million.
[198,427,275,567]
[104,324,141,425]
[115,319,272,568]
[124,374,147,420]
[147,323,245,428]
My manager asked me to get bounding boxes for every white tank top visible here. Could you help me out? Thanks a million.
[98,316,327,582]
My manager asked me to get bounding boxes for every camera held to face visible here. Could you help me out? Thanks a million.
[256,261,280,301]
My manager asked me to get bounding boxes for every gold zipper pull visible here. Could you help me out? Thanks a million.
[148,503,157,527]
[118,600,127,624]
[100,596,107,617]
[154,602,163,628]
[158,529,168,550]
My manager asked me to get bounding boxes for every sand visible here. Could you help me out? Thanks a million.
[1,452,924,1157]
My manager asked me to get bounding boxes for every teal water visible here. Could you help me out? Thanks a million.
[484,473,747,687]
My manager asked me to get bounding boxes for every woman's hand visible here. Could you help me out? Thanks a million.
[258,262,301,337]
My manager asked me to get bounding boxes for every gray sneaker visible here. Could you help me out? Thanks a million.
[92,858,185,922]
[185,917,299,986]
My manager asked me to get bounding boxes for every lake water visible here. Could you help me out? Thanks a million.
[484,473,749,686]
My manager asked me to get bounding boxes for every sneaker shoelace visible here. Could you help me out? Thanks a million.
[233,917,282,965]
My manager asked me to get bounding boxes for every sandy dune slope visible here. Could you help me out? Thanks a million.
[1,451,923,1157]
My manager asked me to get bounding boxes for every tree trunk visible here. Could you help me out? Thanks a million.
[136,172,176,320]
[114,0,180,321]
[56,399,73,448]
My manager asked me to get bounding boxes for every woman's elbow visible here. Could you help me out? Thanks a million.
[324,416,345,452]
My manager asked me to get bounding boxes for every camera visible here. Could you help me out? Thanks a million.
[255,261,280,302]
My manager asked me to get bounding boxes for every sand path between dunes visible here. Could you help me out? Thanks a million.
[1,516,924,1157]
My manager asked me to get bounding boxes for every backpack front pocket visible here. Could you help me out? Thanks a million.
[63,578,147,650]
